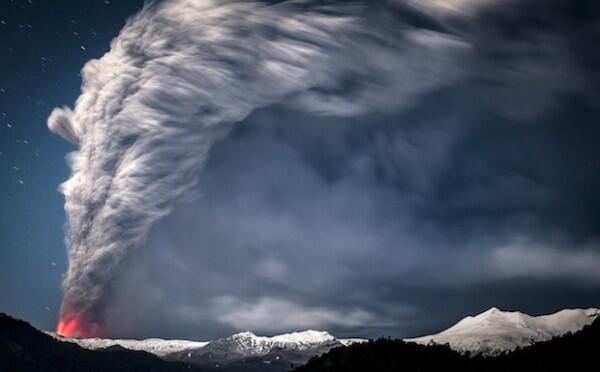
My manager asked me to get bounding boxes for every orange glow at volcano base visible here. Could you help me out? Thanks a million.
[56,313,101,338]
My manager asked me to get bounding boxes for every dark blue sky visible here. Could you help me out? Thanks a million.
[0,0,145,331]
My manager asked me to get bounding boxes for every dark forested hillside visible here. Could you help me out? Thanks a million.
[0,313,204,372]
[294,317,600,372]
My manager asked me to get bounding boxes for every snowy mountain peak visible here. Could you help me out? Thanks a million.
[483,307,501,314]
[51,335,209,357]
[225,329,336,349]
[451,307,530,330]
[472,307,526,322]
[220,329,339,356]
[407,307,599,356]
[226,329,335,345]
[231,331,258,339]
[271,330,335,344]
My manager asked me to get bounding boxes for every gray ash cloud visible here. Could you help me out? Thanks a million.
[48,0,600,338]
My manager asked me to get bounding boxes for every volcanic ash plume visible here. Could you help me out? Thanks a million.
[48,0,468,337]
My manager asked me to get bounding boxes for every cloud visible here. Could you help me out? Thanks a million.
[490,242,600,283]
[100,104,600,339]
[49,0,468,332]
[404,0,495,17]
[48,0,600,338]
[466,0,600,120]
[48,106,79,144]
[208,296,383,333]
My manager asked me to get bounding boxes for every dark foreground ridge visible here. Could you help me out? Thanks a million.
[294,317,600,372]
[0,313,205,372]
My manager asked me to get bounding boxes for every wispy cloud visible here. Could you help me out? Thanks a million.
[209,296,386,333]
[490,242,600,283]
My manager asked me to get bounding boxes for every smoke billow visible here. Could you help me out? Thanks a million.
[49,0,600,337]
[48,0,468,336]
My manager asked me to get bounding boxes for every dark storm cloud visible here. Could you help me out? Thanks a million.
[48,0,600,338]
[465,0,600,120]
[106,100,600,339]
[48,0,468,335]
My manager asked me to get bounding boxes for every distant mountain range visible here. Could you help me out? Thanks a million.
[54,329,366,371]
[406,307,599,355]
[2,307,598,371]
[56,307,600,363]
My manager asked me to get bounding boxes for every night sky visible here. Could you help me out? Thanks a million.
[0,0,145,331]
[1,0,600,341]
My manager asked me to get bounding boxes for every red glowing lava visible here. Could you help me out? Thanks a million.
[56,313,101,338]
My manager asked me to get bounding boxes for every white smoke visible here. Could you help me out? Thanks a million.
[48,0,469,328]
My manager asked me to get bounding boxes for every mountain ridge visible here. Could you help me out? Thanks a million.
[294,314,600,372]
[52,329,365,357]
[4,307,599,372]
[51,328,366,371]
[406,306,600,355]
[51,307,600,360]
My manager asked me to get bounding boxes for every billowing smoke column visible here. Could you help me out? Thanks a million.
[49,0,469,337]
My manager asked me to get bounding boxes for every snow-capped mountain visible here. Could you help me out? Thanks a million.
[219,330,337,356]
[55,329,362,356]
[60,336,209,357]
[166,330,348,369]
[54,329,366,371]
[406,307,599,355]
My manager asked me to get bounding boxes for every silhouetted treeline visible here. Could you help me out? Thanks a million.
[0,313,206,372]
[294,318,600,372]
